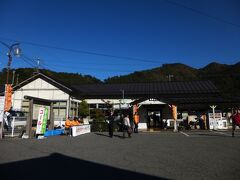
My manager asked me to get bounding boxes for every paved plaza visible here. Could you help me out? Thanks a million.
[0,130,240,180]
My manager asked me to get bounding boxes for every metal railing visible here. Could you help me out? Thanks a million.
[3,117,27,137]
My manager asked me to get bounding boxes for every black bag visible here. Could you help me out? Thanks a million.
[127,127,132,134]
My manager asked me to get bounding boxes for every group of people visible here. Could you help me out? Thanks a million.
[64,117,83,135]
[107,110,140,138]
[65,117,82,128]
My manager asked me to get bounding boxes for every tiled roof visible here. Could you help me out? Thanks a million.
[72,80,219,99]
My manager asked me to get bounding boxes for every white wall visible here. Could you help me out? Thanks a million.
[85,99,133,104]
[12,78,70,110]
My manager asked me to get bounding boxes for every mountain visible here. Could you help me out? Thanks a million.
[198,62,240,96]
[1,62,239,96]
[104,63,199,83]
[105,62,240,96]
[0,68,102,86]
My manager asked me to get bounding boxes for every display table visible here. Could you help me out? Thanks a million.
[71,124,91,137]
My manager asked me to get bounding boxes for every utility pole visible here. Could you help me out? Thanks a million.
[36,58,40,73]
[16,74,19,85]
[121,89,125,104]
[0,42,21,139]
[12,70,15,85]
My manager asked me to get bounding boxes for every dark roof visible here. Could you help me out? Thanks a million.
[72,80,219,99]
[13,73,73,94]
[73,81,240,108]
[130,95,240,111]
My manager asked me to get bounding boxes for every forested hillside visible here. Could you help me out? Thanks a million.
[0,68,102,86]
[105,62,240,96]
[0,62,239,96]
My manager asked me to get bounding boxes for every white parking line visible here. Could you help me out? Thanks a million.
[180,131,189,137]
[211,131,230,136]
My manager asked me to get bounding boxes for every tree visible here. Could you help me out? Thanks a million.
[79,100,89,118]
[90,109,105,122]
[90,108,107,132]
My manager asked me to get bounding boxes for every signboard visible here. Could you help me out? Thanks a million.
[208,112,223,130]
[71,125,91,137]
[138,123,147,130]
[113,103,129,109]
[36,107,49,134]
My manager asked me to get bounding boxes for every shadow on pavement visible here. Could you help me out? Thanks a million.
[94,132,110,137]
[0,153,168,180]
[94,132,125,139]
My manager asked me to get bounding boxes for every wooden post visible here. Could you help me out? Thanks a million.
[26,99,33,138]
[49,102,54,130]
[210,105,217,130]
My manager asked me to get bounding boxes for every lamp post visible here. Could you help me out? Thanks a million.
[0,41,21,84]
[0,41,21,139]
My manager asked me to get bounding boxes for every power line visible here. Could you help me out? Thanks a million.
[20,56,37,68]
[164,0,240,28]
[0,37,162,64]
[22,54,134,73]
[22,54,46,69]
[20,54,136,73]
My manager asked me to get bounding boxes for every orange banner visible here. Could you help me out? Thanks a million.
[172,105,177,120]
[4,84,12,112]
[133,104,138,114]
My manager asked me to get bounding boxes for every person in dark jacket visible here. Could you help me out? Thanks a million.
[231,108,240,137]
[108,110,115,138]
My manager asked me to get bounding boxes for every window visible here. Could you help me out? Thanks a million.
[89,104,96,109]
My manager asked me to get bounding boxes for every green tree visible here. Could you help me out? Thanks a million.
[90,109,105,122]
[79,100,89,118]
[90,109,107,132]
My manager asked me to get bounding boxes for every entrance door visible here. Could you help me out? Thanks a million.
[147,110,163,129]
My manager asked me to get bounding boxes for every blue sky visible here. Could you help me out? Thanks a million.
[0,0,240,80]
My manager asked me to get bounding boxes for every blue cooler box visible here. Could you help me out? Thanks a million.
[44,129,64,137]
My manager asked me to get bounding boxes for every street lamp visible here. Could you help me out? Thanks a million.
[0,41,21,139]
[0,41,21,84]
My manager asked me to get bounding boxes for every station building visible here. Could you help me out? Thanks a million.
[2,72,240,130]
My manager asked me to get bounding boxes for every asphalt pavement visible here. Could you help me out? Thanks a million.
[0,130,240,180]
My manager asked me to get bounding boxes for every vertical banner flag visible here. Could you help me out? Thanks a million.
[36,107,44,134]
[42,107,48,134]
[133,104,138,114]
[4,84,12,112]
[172,105,177,120]
[36,107,49,134]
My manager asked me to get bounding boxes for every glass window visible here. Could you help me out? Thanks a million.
[22,100,29,106]
[98,104,108,109]
[89,104,96,109]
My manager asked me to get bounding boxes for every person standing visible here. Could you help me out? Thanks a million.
[123,114,131,138]
[231,108,240,137]
[65,117,72,135]
[108,110,115,138]
[133,112,139,133]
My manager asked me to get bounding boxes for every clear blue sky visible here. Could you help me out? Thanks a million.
[0,0,239,80]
